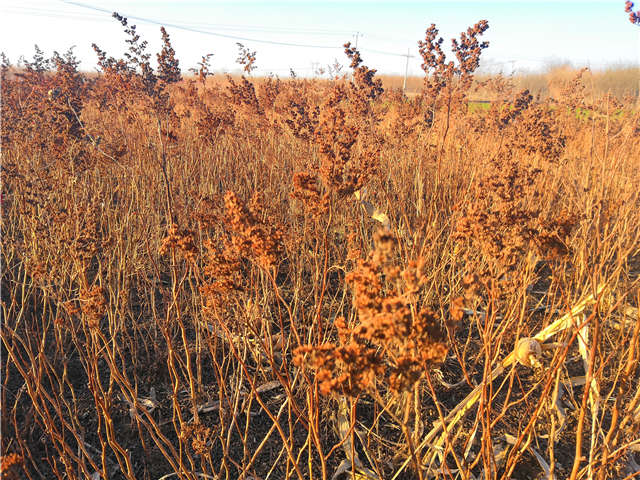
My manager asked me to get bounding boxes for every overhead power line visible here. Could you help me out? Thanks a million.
[8,4,570,75]
[60,0,342,49]
[4,6,353,36]
[57,0,416,58]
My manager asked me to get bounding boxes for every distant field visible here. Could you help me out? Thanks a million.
[380,65,640,101]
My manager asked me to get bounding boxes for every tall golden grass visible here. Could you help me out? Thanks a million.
[2,13,639,480]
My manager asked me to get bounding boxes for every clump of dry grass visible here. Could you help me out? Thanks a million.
[2,11,640,480]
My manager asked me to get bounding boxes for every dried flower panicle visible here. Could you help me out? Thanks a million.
[313,83,380,197]
[383,93,432,139]
[284,97,319,141]
[224,191,284,270]
[235,43,257,74]
[197,192,284,323]
[294,44,384,200]
[455,161,536,272]
[0,453,24,480]
[419,20,489,108]
[79,285,107,330]
[180,422,213,456]
[199,240,243,314]
[625,1,640,24]
[290,172,330,218]
[227,74,262,115]
[2,45,90,171]
[194,102,236,141]
[156,27,181,85]
[257,75,283,112]
[295,342,384,396]
[554,67,589,110]
[454,154,576,294]
[532,209,579,261]
[511,109,565,163]
[487,89,534,132]
[419,23,453,102]
[159,223,198,262]
[295,230,451,395]
[449,295,467,324]
[343,42,384,116]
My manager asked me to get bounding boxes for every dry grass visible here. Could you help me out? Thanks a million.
[2,13,640,480]
[383,65,640,101]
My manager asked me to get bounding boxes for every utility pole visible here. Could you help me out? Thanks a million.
[402,49,415,96]
[354,31,361,49]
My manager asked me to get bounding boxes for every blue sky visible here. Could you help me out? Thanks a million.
[2,1,639,76]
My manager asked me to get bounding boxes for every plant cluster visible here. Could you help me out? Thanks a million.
[296,230,451,396]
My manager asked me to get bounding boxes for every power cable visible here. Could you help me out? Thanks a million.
[4,5,355,37]
[59,0,344,49]
[8,2,562,72]
[58,0,422,58]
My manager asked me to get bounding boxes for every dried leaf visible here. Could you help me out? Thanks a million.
[354,190,390,228]
[529,446,553,479]
[255,380,282,393]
